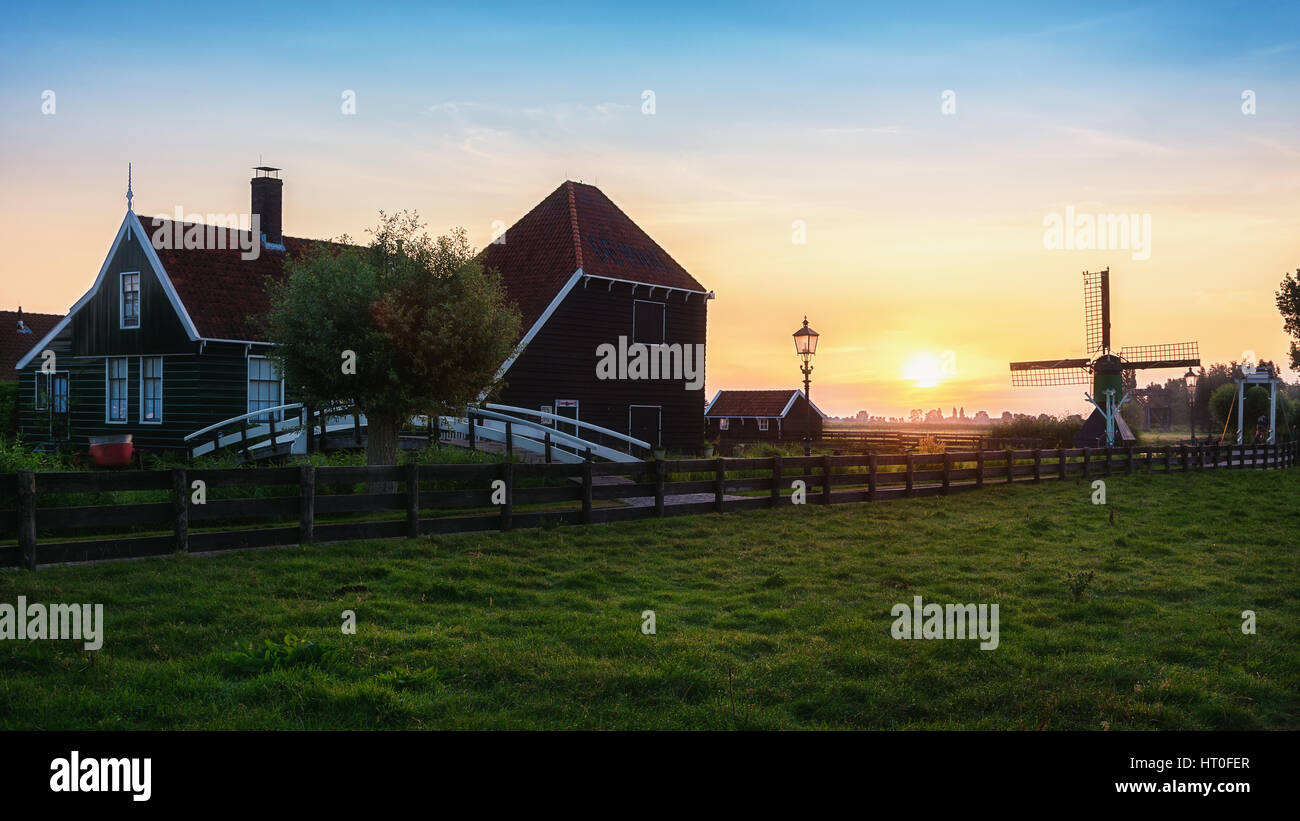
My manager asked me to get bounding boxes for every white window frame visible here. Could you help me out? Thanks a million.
[247,354,284,422]
[757,418,770,431]
[139,356,164,424]
[106,357,129,423]
[34,371,49,412]
[632,299,667,346]
[119,271,141,329]
[718,417,729,431]
[50,371,69,415]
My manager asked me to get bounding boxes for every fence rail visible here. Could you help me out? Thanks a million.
[817,429,1048,452]
[2,440,1295,570]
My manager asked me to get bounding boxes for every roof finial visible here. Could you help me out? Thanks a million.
[126,162,134,212]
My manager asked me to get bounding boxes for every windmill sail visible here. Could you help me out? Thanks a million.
[1009,358,1092,386]
[1083,268,1110,353]
[1118,341,1200,371]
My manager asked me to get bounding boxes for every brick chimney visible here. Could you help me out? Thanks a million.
[250,166,283,246]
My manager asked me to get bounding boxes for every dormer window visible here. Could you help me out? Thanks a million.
[120,272,140,329]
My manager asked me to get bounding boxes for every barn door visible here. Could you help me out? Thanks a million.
[629,405,662,449]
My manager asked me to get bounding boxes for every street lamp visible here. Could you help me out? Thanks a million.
[1183,367,1198,440]
[793,317,820,456]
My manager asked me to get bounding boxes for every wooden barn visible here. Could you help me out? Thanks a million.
[704,389,825,444]
[14,173,712,454]
[482,181,712,451]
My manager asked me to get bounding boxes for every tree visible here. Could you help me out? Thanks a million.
[1276,268,1300,369]
[262,212,521,470]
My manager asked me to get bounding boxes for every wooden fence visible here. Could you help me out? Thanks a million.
[1,440,1295,570]
[818,429,1047,452]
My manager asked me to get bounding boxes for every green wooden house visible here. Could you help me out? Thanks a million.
[15,171,303,452]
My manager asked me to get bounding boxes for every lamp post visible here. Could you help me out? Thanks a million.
[792,317,820,457]
[1183,367,1198,441]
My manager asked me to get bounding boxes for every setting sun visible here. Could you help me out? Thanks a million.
[903,353,946,389]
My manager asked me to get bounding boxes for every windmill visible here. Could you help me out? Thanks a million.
[1008,268,1200,447]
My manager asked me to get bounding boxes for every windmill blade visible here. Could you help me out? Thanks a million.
[1119,341,1199,371]
[1009,358,1092,386]
[1083,268,1111,353]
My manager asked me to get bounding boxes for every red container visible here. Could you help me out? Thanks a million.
[89,435,134,468]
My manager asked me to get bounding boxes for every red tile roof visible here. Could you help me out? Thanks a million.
[3,309,63,379]
[479,181,707,332]
[706,390,803,418]
[145,218,345,341]
[146,181,705,343]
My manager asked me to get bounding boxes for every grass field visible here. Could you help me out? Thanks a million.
[1,468,1296,730]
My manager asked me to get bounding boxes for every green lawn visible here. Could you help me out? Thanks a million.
[1,469,1296,730]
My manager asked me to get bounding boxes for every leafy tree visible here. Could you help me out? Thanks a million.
[1276,268,1300,369]
[262,212,521,470]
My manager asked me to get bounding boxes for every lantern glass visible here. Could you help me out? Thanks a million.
[1184,368,1198,394]
[793,319,819,357]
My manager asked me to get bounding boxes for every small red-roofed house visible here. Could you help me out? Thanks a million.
[704,389,825,444]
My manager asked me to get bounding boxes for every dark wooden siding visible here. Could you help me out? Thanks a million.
[71,223,194,356]
[499,279,708,451]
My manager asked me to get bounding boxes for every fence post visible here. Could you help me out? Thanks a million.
[172,467,188,554]
[1180,445,1189,473]
[505,421,513,458]
[1082,447,1090,478]
[468,413,476,451]
[240,425,249,459]
[544,431,552,464]
[269,415,278,453]
[299,465,315,545]
[868,453,878,500]
[306,402,316,453]
[905,453,914,497]
[943,452,952,494]
[499,461,513,531]
[405,462,419,538]
[1104,447,1113,477]
[1126,445,1134,475]
[1032,449,1042,482]
[1007,450,1015,483]
[977,451,985,488]
[1164,446,1172,473]
[654,458,666,517]
[581,459,593,524]
[714,457,726,513]
[1057,449,1066,480]
[17,471,36,571]
[822,454,833,505]
[771,455,782,507]
[352,412,361,447]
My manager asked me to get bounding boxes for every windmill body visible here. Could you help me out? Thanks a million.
[1009,268,1201,447]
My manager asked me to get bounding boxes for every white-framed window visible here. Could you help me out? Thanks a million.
[140,356,163,423]
[120,271,141,329]
[758,418,770,431]
[106,357,129,423]
[34,372,50,411]
[718,417,729,431]
[51,373,68,414]
[247,356,283,421]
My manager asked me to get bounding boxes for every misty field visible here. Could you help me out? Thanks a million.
[0,468,1296,730]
